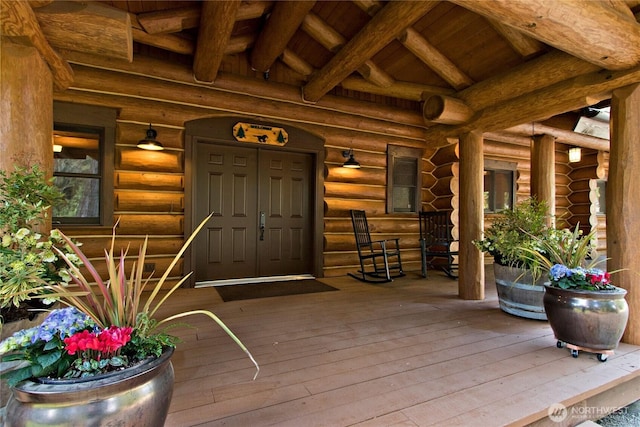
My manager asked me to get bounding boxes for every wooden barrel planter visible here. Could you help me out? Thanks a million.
[493,263,547,320]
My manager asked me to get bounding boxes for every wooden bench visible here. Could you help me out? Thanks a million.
[349,209,404,283]
[419,210,458,279]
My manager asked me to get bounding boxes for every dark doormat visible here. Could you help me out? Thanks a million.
[215,279,339,302]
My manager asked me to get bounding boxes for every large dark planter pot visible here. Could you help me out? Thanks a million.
[543,284,629,355]
[4,348,174,427]
[493,263,547,320]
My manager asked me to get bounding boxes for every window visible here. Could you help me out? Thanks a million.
[53,102,115,226]
[484,160,516,213]
[387,145,422,213]
[594,179,606,214]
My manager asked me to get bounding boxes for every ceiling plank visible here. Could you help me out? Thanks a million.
[250,1,315,73]
[34,1,132,62]
[487,19,546,59]
[451,0,640,70]
[1,0,73,90]
[193,0,240,83]
[301,12,393,87]
[302,1,440,102]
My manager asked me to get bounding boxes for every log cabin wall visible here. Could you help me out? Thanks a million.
[53,56,430,283]
[564,146,609,255]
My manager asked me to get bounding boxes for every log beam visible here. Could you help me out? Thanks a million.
[506,123,609,151]
[193,0,240,83]
[62,50,425,128]
[137,2,269,35]
[1,39,53,175]
[451,0,640,70]
[458,131,484,300]
[425,64,640,140]
[0,0,73,90]
[251,1,315,73]
[301,12,394,88]
[34,1,132,62]
[608,83,640,345]
[399,28,473,90]
[353,0,472,90]
[423,95,474,125]
[279,47,454,100]
[531,134,556,225]
[459,50,599,112]
[302,1,439,102]
[137,5,201,34]
[487,18,546,59]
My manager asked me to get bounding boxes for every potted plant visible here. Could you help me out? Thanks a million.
[474,197,552,320]
[0,213,259,426]
[521,225,629,362]
[0,165,81,330]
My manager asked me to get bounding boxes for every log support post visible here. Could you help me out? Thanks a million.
[608,83,640,345]
[459,130,485,300]
[531,133,556,225]
[0,38,53,176]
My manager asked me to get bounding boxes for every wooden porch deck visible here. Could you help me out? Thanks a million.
[160,267,640,427]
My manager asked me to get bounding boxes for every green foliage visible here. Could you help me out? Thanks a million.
[517,224,613,290]
[0,165,63,230]
[474,198,552,271]
[0,166,81,309]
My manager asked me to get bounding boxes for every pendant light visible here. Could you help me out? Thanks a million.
[137,124,164,151]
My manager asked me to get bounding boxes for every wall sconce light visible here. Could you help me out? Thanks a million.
[53,144,62,153]
[568,147,581,163]
[342,148,360,169]
[137,124,164,151]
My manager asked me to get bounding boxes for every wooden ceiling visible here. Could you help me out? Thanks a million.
[6,0,640,144]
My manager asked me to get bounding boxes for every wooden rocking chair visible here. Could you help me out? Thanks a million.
[349,209,404,283]
[419,210,459,279]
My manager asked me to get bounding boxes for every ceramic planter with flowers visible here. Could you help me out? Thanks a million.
[521,225,629,361]
[0,213,259,426]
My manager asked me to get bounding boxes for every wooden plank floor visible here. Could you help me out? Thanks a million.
[158,267,640,427]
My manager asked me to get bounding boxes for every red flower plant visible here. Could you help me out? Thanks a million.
[64,327,132,359]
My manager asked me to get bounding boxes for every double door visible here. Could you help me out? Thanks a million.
[194,143,313,282]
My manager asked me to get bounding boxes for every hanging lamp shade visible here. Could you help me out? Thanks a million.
[137,124,164,151]
[342,148,361,169]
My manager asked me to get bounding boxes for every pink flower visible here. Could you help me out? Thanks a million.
[63,330,100,355]
[63,326,132,357]
[98,326,132,354]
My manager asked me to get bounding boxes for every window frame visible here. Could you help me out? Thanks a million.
[386,145,422,214]
[53,101,115,228]
[483,159,517,213]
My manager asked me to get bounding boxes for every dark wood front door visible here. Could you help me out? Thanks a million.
[194,143,313,282]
